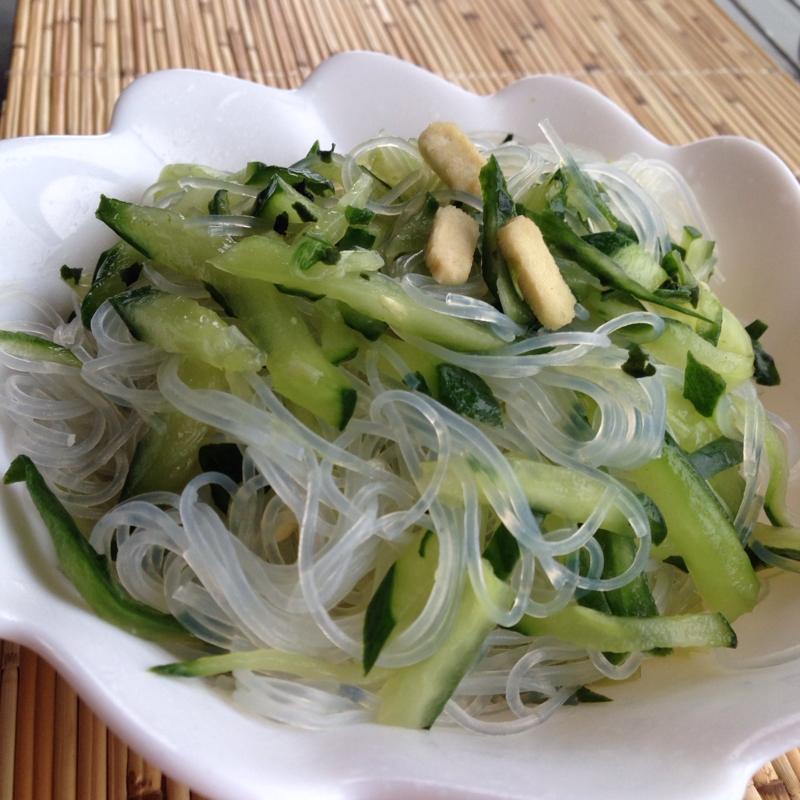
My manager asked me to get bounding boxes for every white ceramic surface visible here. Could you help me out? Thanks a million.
[1,52,799,800]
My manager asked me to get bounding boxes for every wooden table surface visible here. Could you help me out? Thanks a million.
[1,1,800,798]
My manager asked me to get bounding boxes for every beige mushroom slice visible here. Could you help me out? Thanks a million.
[497,215,576,331]
[425,205,480,286]
[418,121,486,196]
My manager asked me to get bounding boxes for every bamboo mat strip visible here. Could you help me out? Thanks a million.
[0,0,798,175]
[1,0,800,798]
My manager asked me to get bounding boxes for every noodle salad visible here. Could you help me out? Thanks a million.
[1,119,796,734]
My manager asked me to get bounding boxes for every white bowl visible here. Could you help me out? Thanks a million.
[1,52,800,800]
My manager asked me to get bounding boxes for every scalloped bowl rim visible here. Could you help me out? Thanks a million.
[0,53,799,800]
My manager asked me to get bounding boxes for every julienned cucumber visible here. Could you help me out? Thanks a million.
[513,606,736,652]
[0,330,81,367]
[212,237,504,352]
[622,435,760,621]
[4,455,196,643]
[764,420,791,526]
[208,275,358,430]
[428,456,667,544]
[634,318,753,388]
[121,359,229,499]
[363,529,439,675]
[96,197,503,353]
[109,286,266,373]
[581,232,668,292]
[96,198,357,429]
[375,525,519,729]
[81,240,143,328]
[524,209,711,322]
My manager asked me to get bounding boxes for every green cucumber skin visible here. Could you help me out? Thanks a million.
[623,436,760,621]
[81,241,143,328]
[0,331,81,367]
[121,360,228,500]
[363,530,441,675]
[213,237,504,353]
[596,530,659,619]
[376,577,492,729]
[479,156,534,325]
[109,287,265,373]
[97,199,356,426]
[687,437,744,480]
[434,456,664,543]
[765,421,792,527]
[363,563,397,675]
[375,527,517,729]
[376,561,512,730]
[513,605,736,652]
[96,197,503,353]
[4,455,196,643]
[210,275,357,430]
[437,364,503,427]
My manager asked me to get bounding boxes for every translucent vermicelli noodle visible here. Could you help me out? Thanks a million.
[2,121,797,735]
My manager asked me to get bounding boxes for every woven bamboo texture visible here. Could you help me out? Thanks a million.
[1,0,800,798]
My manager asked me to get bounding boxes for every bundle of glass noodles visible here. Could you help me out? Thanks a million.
[2,120,798,735]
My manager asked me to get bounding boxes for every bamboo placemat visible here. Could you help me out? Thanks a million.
[1,1,800,798]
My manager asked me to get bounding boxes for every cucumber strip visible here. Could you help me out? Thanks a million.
[212,236,504,352]
[121,359,228,500]
[210,275,358,430]
[317,299,361,365]
[687,437,744,479]
[153,648,387,683]
[428,456,666,543]
[751,522,800,552]
[96,197,503,353]
[622,434,760,620]
[764,420,792,527]
[582,234,667,293]
[0,330,81,367]
[96,198,358,428]
[681,226,715,273]
[479,156,535,325]
[363,529,439,675]
[636,318,753,389]
[109,286,266,373]
[577,530,669,661]
[512,605,736,652]
[523,209,712,323]
[4,455,196,643]
[376,535,517,729]
[81,240,144,327]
